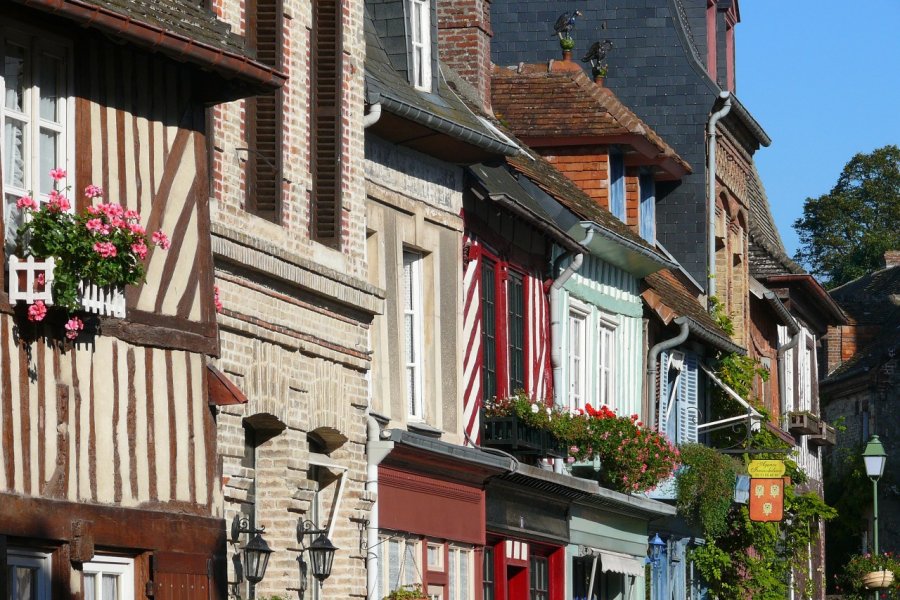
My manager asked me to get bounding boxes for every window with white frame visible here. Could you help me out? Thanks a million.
[403,250,424,420]
[2,30,72,251]
[568,308,587,410]
[379,533,423,598]
[82,556,134,600]
[447,545,474,600]
[8,548,51,600]
[596,316,616,407]
[409,0,432,91]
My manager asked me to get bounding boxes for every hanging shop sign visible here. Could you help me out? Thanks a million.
[748,478,784,522]
[747,460,786,478]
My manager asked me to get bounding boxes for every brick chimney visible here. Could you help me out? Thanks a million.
[883,250,900,268]
[437,0,493,113]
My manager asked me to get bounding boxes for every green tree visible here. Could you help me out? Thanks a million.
[793,145,900,287]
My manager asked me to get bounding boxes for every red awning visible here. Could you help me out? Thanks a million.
[207,365,248,406]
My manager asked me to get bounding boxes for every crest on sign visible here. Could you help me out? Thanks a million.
[749,478,784,522]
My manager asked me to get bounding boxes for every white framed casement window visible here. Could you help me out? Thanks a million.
[2,28,73,251]
[409,0,432,91]
[403,250,425,420]
[379,533,422,598]
[82,556,135,600]
[447,545,474,600]
[427,542,445,572]
[567,306,588,411]
[595,314,617,407]
[8,548,51,600]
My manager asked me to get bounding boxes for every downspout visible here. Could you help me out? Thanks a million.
[777,331,801,425]
[647,317,690,431]
[550,227,594,406]
[706,91,731,304]
[363,103,382,128]
[366,414,394,600]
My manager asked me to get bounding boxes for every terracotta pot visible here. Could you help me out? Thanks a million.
[863,570,894,589]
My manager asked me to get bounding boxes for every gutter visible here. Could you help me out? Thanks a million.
[684,317,746,356]
[475,190,583,254]
[365,416,394,600]
[579,221,678,272]
[647,317,689,431]
[363,103,382,129]
[20,0,287,90]
[551,228,593,414]
[368,86,520,157]
[763,291,800,335]
[707,91,732,301]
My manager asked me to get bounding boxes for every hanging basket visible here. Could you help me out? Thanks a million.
[8,255,56,305]
[863,570,894,589]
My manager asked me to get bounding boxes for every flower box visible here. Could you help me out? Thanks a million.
[8,255,55,305]
[482,413,543,453]
[863,570,894,589]
[788,412,821,436]
[78,281,126,318]
[808,421,836,447]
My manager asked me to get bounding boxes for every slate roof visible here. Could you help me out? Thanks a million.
[20,0,246,55]
[364,10,518,156]
[829,264,900,326]
[747,163,805,277]
[491,64,691,174]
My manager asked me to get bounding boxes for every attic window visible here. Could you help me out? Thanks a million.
[409,0,432,91]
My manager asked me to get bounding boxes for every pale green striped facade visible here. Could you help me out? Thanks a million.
[554,251,645,419]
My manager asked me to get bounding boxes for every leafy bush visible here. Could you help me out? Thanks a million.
[676,444,740,537]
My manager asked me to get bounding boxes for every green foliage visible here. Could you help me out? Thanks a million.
[708,295,734,337]
[384,585,428,600]
[676,444,740,537]
[685,431,837,600]
[793,144,900,287]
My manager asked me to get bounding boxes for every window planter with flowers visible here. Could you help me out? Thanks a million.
[482,393,679,493]
[8,170,169,340]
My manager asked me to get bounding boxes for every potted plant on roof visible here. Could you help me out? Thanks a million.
[9,168,169,340]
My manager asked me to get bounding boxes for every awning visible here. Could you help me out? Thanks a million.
[207,365,248,406]
[581,548,645,577]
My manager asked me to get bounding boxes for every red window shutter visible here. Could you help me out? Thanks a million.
[245,0,283,223]
[311,0,344,247]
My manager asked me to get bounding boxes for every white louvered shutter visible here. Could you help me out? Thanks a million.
[677,352,699,444]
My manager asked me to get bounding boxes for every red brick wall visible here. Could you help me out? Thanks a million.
[538,146,610,211]
[438,0,493,112]
[625,168,640,230]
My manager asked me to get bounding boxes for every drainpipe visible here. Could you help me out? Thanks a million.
[363,103,382,128]
[706,91,731,304]
[550,227,594,406]
[366,414,394,600]
[647,317,690,431]
[777,332,801,425]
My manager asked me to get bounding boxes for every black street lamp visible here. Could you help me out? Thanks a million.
[243,531,274,585]
[297,519,338,595]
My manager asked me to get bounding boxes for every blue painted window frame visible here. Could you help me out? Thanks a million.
[609,149,626,222]
[639,171,656,243]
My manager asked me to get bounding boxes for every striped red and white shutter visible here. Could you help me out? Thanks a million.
[462,234,483,445]
[525,273,553,403]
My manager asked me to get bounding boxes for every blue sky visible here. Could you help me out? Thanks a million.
[737,1,900,258]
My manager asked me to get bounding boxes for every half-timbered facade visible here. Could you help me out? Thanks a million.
[0,1,283,598]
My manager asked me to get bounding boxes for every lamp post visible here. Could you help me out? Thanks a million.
[862,435,887,554]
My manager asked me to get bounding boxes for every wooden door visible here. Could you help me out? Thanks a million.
[152,552,211,600]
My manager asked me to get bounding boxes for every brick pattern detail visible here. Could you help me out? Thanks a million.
[210,0,376,598]
[540,146,610,212]
[625,169,640,230]
[438,0,493,112]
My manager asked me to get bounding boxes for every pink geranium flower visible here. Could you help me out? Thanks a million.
[84,184,104,199]
[27,300,48,322]
[86,218,108,234]
[152,230,171,250]
[128,222,146,235]
[16,195,36,210]
[93,241,118,258]
[131,241,148,260]
[49,168,67,181]
[213,285,224,313]
[64,317,84,340]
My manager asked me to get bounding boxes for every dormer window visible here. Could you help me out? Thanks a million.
[409,0,432,91]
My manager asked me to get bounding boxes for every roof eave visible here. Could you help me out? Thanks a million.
[579,221,677,277]
[19,0,286,95]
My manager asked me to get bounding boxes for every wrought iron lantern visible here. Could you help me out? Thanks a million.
[648,533,666,564]
[297,520,338,587]
[243,531,274,585]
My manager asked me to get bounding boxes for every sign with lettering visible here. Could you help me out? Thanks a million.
[748,460,786,478]
[749,478,784,522]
